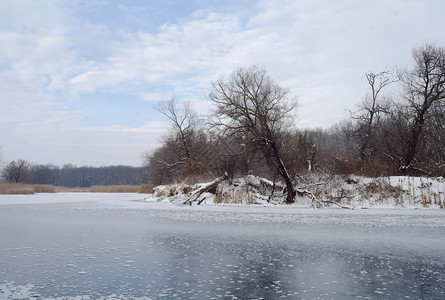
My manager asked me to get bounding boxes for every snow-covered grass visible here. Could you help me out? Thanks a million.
[148,175,445,209]
[330,175,445,208]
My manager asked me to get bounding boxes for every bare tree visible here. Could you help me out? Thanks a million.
[324,121,360,174]
[411,101,445,175]
[209,65,298,204]
[353,70,396,172]
[156,98,203,179]
[399,44,445,172]
[200,135,248,182]
[2,159,31,183]
[295,129,324,172]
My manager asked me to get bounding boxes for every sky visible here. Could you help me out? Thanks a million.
[1,0,445,167]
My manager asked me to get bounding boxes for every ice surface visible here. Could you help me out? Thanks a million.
[1,193,444,299]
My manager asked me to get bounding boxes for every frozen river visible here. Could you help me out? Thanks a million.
[1,193,444,299]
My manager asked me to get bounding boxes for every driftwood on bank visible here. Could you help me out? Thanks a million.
[184,174,228,205]
[155,173,360,208]
[150,174,443,208]
[297,188,354,209]
[184,174,352,207]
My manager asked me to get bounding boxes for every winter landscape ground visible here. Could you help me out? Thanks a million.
[1,186,444,299]
[150,175,445,209]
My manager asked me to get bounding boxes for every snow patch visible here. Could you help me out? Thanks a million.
[146,175,445,209]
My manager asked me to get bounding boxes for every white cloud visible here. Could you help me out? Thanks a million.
[2,0,445,166]
[67,11,247,94]
[0,122,168,167]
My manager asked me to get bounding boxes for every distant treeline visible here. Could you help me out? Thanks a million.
[1,161,146,187]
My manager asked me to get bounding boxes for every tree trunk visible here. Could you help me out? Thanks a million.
[402,121,423,171]
[358,112,374,172]
[269,140,295,204]
[283,174,295,204]
[402,111,426,172]
[178,128,194,175]
[184,174,228,205]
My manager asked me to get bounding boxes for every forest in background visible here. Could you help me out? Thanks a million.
[1,161,144,188]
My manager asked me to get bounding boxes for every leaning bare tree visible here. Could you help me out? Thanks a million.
[399,44,445,172]
[209,65,298,204]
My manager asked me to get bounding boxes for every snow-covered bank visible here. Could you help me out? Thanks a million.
[147,175,445,209]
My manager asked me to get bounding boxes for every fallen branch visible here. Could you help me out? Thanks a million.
[321,200,353,209]
[330,189,355,201]
[184,174,228,205]
[296,189,321,208]
[298,179,333,190]
[297,188,353,209]
[296,174,333,188]
[157,159,186,168]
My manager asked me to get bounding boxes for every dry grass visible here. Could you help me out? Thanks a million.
[53,186,91,193]
[138,184,155,194]
[90,185,140,193]
[214,189,255,204]
[0,183,153,194]
[0,183,56,194]
[30,185,56,193]
[0,183,34,194]
[57,185,150,193]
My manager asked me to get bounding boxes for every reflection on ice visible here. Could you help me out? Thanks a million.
[0,193,444,299]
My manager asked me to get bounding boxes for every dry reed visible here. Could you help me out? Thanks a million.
[0,183,56,194]
[0,183,156,194]
[53,186,91,193]
[138,184,155,194]
[90,185,140,193]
